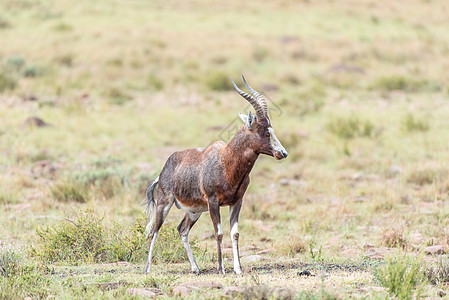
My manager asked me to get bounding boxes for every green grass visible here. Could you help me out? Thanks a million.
[373,254,426,299]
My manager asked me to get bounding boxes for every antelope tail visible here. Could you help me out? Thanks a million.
[141,176,159,238]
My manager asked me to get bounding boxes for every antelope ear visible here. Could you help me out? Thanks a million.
[239,111,255,130]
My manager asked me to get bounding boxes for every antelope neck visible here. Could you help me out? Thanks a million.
[222,128,259,186]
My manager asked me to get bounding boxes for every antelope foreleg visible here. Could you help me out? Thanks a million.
[209,199,224,274]
[230,200,243,274]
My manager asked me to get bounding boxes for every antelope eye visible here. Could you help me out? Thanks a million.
[265,131,270,137]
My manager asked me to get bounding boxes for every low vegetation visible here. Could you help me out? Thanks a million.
[373,254,426,299]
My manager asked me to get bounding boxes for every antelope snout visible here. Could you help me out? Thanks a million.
[281,149,288,158]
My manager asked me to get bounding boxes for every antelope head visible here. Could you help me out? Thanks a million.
[231,75,288,160]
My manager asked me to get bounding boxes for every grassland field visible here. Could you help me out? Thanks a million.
[1,0,449,299]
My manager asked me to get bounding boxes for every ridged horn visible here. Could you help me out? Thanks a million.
[230,76,265,120]
[242,75,268,118]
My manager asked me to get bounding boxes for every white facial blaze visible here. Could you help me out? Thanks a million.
[268,127,286,153]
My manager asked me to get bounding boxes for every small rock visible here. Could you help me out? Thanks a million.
[360,286,386,293]
[410,232,424,245]
[424,245,447,255]
[242,255,262,263]
[173,281,223,296]
[97,282,123,290]
[127,287,162,297]
[198,231,214,240]
[297,270,314,277]
[223,286,244,296]
[353,196,367,203]
[172,286,191,297]
[22,116,50,127]
[256,248,275,255]
[365,247,390,259]
[11,203,31,212]
[363,243,375,250]
[388,165,402,177]
[342,248,360,257]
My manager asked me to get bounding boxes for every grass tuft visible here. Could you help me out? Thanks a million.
[326,116,379,140]
[381,228,407,249]
[204,71,234,91]
[51,179,88,203]
[402,113,429,132]
[425,257,449,285]
[371,75,439,92]
[0,244,24,277]
[373,254,426,299]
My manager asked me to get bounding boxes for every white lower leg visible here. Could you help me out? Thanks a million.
[144,232,158,274]
[230,222,242,274]
[181,232,200,273]
[216,223,224,274]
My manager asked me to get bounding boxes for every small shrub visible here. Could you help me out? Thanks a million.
[204,71,234,91]
[152,221,203,264]
[32,208,197,265]
[0,69,17,91]
[402,113,429,132]
[252,47,270,62]
[425,257,449,285]
[104,87,131,105]
[371,75,437,92]
[326,116,379,140]
[73,168,129,199]
[34,208,109,263]
[381,228,407,249]
[23,65,45,78]
[109,216,147,263]
[147,73,164,91]
[52,22,73,31]
[0,244,24,277]
[6,56,25,71]
[277,238,306,256]
[0,16,11,29]
[54,54,74,67]
[373,254,426,299]
[0,189,18,204]
[407,167,446,186]
[51,179,88,203]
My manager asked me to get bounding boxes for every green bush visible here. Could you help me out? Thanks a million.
[326,116,379,140]
[109,216,148,263]
[371,75,439,92]
[0,68,17,91]
[72,167,129,199]
[51,179,88,203]
[204,71,234,91]
[34,208,109,264]
[32,208,200,265]
[402,113,429,132]
[0,189,18,205]
[373,254,426,299]
[104,86,131,105]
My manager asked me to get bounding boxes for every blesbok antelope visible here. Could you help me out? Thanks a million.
[142,76,288,275]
